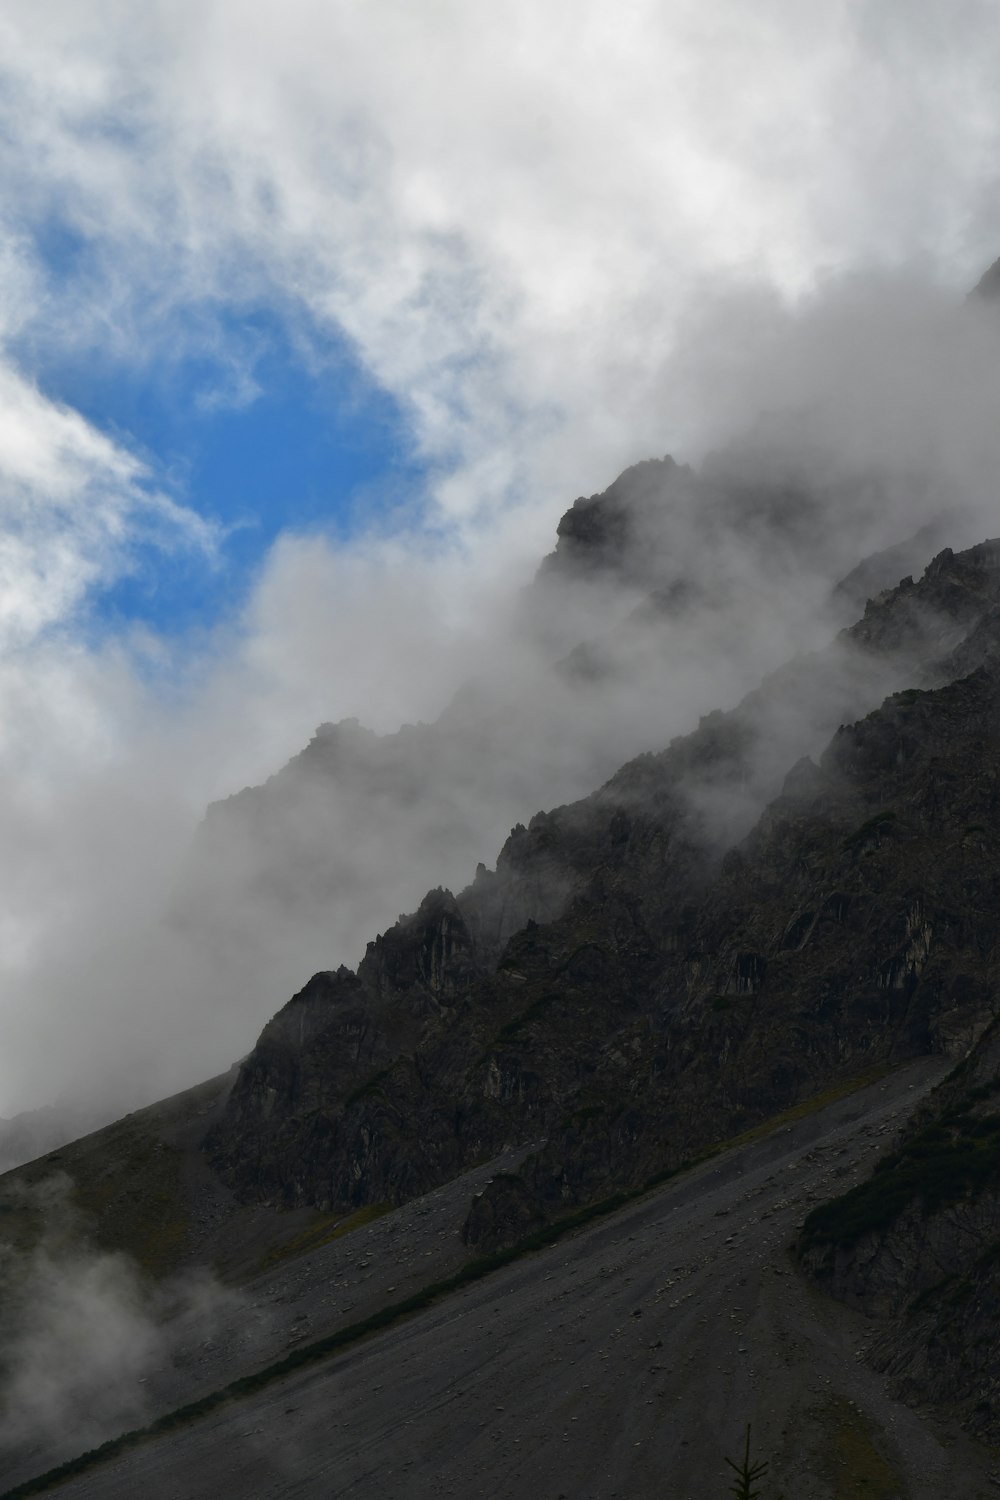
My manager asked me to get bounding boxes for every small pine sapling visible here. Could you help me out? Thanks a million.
[724,1424,783,1499]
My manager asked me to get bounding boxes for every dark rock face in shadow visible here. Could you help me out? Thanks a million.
[178,447,956,1043]
[800,1012,1000,1444]
[207,543,1000,1268]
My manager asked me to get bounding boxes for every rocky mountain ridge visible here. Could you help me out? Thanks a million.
[206,542,1000,1244]
[176,446,956,1037]
[800,1003,1000,1440]
[194,533,1000,1447]
[5,461,1000,1474]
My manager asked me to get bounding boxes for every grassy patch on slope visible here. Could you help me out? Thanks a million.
[801,1084,1000,1253]
[257,1202,392,1272]
[813,1395,904,1498]
[57,1129,190,1280]
[0,1062,906,1499]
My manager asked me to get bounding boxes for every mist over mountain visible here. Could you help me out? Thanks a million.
[7,513,1000,1494]
[5,450,1000,1494]
[202,535,1000,1217]
[5,265,1000,1135]
[6,266,1000,1497]
[165,412,989,1106]
[177,450,937,1003]
[9,6,1000,1493]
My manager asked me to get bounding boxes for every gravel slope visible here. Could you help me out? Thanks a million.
[25,1061,1000,1500]
[0,1147,538,1491]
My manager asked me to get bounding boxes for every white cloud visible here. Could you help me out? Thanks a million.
[0,1176,239,1460]
[1,1,1000,1117]
[0,359,216,649]
[3,1,1000,525]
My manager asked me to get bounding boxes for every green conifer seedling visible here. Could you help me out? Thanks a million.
[724,1424,781,1499]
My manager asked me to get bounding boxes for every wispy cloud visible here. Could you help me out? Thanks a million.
[0,2,1000,1119]
[0,359,217,649]
[0,1175,238,1468]
[3,1,1000,529]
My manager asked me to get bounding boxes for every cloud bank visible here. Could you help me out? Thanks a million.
[0,1176,238,1470]
[1,4,1000,1119]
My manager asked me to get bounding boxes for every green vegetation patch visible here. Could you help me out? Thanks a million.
[802,1095,1000,1253]
[257,1201,392,1272]
[344,1068,392,1108]
[0,1187,645,1500]
[841,810,897,855]
[1,1063,901,1500]
[721,1066,891,1156]
[813,1394,903,1498]
[71,1131,190,1279]
[494,991,560,1043]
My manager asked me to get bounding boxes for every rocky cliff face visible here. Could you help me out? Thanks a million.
[800,1001,1000,1442]
[207,542,1000,1258]
[178,449,954,1024]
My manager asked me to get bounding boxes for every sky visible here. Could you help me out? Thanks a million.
[3,1,1000,1116]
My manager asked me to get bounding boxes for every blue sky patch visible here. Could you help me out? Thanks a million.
[22,300,427,639]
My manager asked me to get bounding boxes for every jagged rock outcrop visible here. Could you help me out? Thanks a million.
[800,1015,1000,1442]
[178,448,957,1033]
[830,520,952,618]
[207,541,1000,1236]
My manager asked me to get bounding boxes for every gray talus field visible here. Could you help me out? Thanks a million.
[38,1061,998,1500]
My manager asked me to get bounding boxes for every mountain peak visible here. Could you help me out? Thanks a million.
[970,254,1000,300]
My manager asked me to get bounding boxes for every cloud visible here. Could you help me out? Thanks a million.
[0,359,217,649]
[3,1,1000,525]
[665,271,1000,507]
[0,525,533,1114]
[1,3,1000,1123]
[0,1175,238,1468]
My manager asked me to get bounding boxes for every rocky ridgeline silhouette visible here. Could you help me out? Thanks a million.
[203,537,1000,1452]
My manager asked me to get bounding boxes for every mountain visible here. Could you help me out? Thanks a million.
[174,446,958,1030]
[199,534,1000,1461]
[971,255,1000,302]
[801,1011,1000,1443]
[4,461,1000,1494]
[204,542,1000,1236]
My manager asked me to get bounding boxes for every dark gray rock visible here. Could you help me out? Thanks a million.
[207,542,1000,1254]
